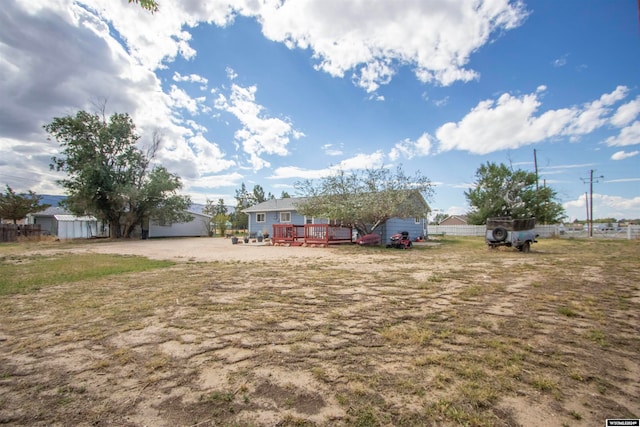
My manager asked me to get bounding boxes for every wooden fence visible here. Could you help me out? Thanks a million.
[0,224,42,242]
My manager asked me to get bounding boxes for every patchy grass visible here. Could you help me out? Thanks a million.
[0,253,173,295]
[0,237,638,426]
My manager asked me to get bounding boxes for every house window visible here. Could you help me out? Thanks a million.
[280,212,291,223]
[256,213,266,223]
[415,217,421,224]
[305,216,314,224]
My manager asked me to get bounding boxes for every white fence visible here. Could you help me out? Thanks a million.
[427,224,640,240]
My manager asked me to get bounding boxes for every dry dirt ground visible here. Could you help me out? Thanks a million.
[0,237,639,426]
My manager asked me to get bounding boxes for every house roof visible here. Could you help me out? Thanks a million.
[186,210,211,219]
[54,214,97,222]
[439,215,468,225]
[30,206,70,217]
[242,197,307,213]
[243,192,430,215]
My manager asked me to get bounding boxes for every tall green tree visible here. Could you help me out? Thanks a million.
[465,161,565,225]
[252,185,266,204]
[46,111,192,238]
[203,198,229,236]
[202,199,216,218]
[214,198,228,216]
[295,165,433,236]
[0,185,50,224]
[233,183,252,231]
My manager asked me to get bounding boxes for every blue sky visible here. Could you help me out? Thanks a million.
[1,0,639,221]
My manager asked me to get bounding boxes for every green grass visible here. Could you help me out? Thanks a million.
[0,253,173,295]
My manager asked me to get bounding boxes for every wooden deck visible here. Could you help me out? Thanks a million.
[272,224,353,246]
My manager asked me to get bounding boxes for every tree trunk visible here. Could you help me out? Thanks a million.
[109,214,123,238]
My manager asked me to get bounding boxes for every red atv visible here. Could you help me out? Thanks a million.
[386,231,412,249]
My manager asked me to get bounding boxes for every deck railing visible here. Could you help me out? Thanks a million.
[272,224,353,245]
[272,224,306,244]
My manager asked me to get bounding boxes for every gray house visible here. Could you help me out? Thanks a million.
[242,196,428,244]
[242,197,326,238]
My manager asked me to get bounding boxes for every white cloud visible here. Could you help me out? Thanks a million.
[0,0,245,196]
[552,54,568,67]
[610,96,640,127]
[335,151,385,170]
[214,82,304,171]
[253,0,528,92]
[185,119,208,134]
[186,171,245,192]
[225,67,238,80]
[435,86,632,155]
[169,85,206,115]
[389,134,433,160]
[565,85,628,136]
[187,133,236,173]
[269,166,329,180]
[173,71,208,90]
[322,144,343,156]
[611,150,639,160]
[605,121,640,147]
[606,178,640,183]
[433,97,449,107]
[270,151,385,180]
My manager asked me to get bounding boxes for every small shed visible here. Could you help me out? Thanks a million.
[26,207,102,239]
[55,214,100,239]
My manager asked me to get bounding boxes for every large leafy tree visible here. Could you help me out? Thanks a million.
[295,165,433,236]
[0,185,50,224]
[465,161,565,225]
[46,111,192,238]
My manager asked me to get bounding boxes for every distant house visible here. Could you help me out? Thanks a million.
[26,207,103,239]
[242,196,428,243]
[439,215,468,226]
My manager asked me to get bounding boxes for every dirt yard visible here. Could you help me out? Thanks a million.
[0,237,638,426]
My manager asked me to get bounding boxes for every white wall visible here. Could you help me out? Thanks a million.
[57,220,98,239]
[149,213,210,238]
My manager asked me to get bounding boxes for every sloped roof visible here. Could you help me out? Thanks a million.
[439,215,469,225]
[54,215,97,222]
[242,192,430,215]
[30,206,71,217]
[242,197,307,213]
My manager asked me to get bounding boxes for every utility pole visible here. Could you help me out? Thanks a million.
[585,192,589,227]
[533,149,539,192]
[581,170,604,237]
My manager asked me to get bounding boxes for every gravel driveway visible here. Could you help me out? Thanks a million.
[67,237,346,263]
